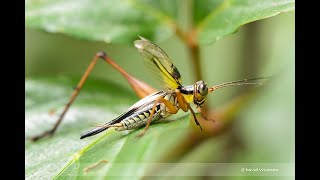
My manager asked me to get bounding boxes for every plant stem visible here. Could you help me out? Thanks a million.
[173,0,203,82]
[186,31,202,81]
[173,27,202,82]
[173,0,208,116]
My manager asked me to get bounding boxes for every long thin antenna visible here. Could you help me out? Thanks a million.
[208,77,269,92]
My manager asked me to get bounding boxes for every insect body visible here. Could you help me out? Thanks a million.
[80,37,264,139]
[81,91,165,138]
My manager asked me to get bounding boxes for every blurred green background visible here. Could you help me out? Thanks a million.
[26,1,294,179]
[26,12,294,107]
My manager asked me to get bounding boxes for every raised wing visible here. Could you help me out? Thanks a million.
[134,36,182,91]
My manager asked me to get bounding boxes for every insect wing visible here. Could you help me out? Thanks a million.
[107,91,165,125]
[80,91,166,139]
[134,36,182,91]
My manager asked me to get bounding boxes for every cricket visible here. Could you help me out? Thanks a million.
[31,36,266,141]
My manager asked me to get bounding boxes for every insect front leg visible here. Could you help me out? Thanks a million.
[175,91,203,130]
[137,97,179,137]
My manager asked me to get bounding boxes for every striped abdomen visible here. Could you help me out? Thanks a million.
[80,91,178,139]
[115,104,162,131]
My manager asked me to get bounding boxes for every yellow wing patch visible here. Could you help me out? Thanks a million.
[134,36,182,91]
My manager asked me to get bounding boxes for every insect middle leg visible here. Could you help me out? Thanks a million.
[138,97,179,137]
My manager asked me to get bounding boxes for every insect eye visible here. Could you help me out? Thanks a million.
[198,83,208,96]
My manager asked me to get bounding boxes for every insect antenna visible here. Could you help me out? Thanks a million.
[208,77,270,92]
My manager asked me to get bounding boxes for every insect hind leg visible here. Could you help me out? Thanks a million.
[31,52,108,142]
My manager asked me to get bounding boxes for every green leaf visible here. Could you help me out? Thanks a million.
[25,0,178,43]
[25,76,210,179]
[195,0,295,44]
[26,67,294,178]
[25,76,138,179]
[25,0,294,44]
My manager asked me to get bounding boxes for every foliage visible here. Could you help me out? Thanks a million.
[25,0,294,179]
